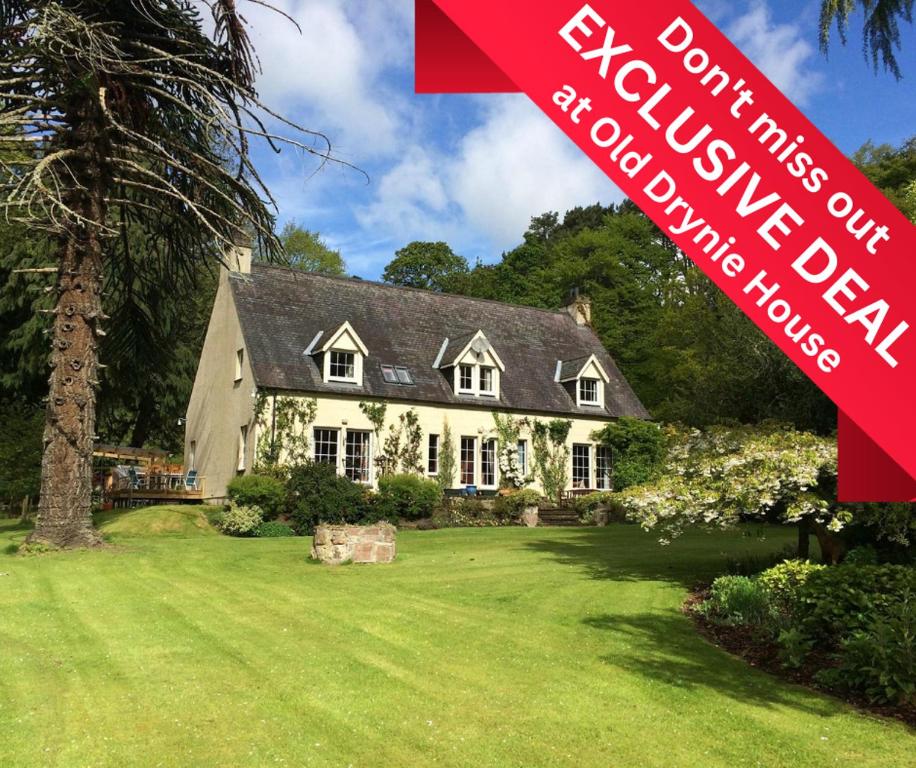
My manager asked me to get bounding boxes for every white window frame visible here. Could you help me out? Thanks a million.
[479,366,495,396]
[326,350,359,384]
[457,364,475,394]
[596,445,612,490]
[454,363,500,399]
[427,434,439,476]
[189,440,196,471]
[344,430,371,484]
[577,377,601,407]
[238,425,248,471]
[234,348,244,382]
[572,443,592,489]
[517,439,528,477]
[313,427,341,470]
[460,436,477,486]
[480,438,497,488]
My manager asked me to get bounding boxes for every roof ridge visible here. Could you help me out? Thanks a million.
[248,262,572,318]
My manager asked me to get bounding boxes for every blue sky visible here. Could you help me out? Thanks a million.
[239,0,916,278]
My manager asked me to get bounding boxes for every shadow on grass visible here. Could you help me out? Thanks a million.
[582,610,843,718]
[522,525,790,588]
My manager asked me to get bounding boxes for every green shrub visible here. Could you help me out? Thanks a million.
[433,497,501,528]
[776,627,814,669]
[796,564,916,646]
[820,591,916,706]
[700,575,773,626]
[590,418,667,490]
[572,491,610,516]
[217,503,263,537]
[493,489,541,521]
[227,474,286,520]
[256,521,295,538]
[844,545,879,565]
[723,544,798,577]
[286,462,369,534]
[375,474,442,521]
[758,560,826,618]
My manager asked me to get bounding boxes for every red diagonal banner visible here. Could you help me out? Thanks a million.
[415,0,916,501]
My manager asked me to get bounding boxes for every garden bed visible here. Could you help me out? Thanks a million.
[684,589,916,728]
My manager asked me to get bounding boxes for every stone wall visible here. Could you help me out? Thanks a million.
[310,523,396,564]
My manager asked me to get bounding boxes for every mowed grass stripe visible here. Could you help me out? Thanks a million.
[0,517,911,768]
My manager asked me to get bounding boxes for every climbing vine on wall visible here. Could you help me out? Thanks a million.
[383,408,424,475]
[254,392,317,469]
[531,418,571,503]
[437,418,457,490]
[359,401,388,473]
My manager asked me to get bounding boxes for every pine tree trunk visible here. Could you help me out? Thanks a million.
[29,98,109,549]
[28,230,105,548]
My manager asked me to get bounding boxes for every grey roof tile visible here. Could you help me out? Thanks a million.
[231,265,649,419]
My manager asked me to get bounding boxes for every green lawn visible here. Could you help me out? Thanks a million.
[0,513,910,767]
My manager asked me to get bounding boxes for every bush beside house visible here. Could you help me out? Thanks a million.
[375,474,442,521]
[696,560,916,707]
[226,475,286,520]
[286,461,372,534]
[217,503,263,537]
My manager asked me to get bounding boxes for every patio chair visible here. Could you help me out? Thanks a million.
[183,469,199,491]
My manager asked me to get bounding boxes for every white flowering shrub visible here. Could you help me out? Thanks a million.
[217,502,264,537]
[616,424,842,546]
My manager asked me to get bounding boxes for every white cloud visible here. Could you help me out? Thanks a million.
[448,97,619,247]
[240,0,410,155]
[726,3,823,105]
[357,145,454,239]
[356,98,620,256]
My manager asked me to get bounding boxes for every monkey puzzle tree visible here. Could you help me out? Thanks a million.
[0,1,336,547]
[820,0,914,78]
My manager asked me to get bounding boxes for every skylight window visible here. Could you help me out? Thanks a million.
[381,364,414,385]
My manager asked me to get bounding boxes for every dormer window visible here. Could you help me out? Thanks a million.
[437,330,506,400]
[558,354,610,409]
[329,350,356,382]
[459,365,474,392]
[579,378,599,405]
[480,366,495,395]
[309,321,368,387]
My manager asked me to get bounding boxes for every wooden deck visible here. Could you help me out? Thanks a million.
[108,488,204,506]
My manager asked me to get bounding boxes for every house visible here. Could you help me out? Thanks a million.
[184,241,648,499]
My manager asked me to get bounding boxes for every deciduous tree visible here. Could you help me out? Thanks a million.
[383,241,468,291]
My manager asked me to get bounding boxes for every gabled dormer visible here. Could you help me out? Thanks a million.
[305,321,368,386]
[434,330,505,399]
[556,354,610,408]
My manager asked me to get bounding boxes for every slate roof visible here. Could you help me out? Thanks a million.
[230,265,649,419]
[557,355,594,382]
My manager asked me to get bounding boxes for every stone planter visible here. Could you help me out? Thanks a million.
[311,523,396,564]
[520,506,539,528]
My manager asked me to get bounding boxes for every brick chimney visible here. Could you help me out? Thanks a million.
[564,287,592,326]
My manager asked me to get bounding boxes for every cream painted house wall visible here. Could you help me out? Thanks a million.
[184,270,258,499]
[186,259,618,499]
[252,393,613,496]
